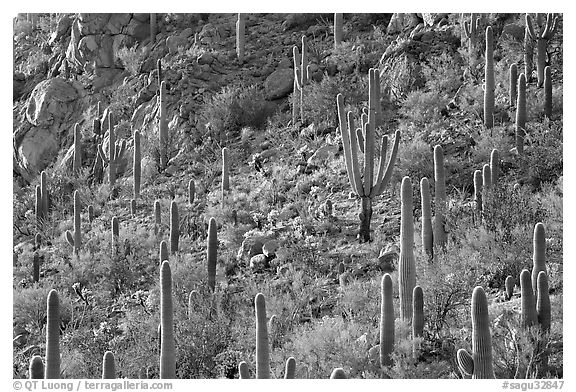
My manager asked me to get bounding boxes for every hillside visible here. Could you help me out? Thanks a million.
[13,13,563,379]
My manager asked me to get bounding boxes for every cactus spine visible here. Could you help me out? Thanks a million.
[159,81,168,169]
[516,73,527,154]
[532,222,546,294]
[544,66,552,118]
[150,13,157,44]
[73,123,82,173]
[420,177,433,260]
[238,361,250,379]
[520,269,536,328]
[207,217,217,292]
[255,293,270,379]
[379,273,395,367]
[457,286,495,378]
[133,130,141,199]
[526,13,558,87]
[330,368,347,379]
[98,112,126,188]
[505,275,514,300]
[336,70,401,242]
[169,201,179,254]
[188,180,195,205]
[536,271,551,332]
[29,355,44,379]
[102,351,116,379]
[399,177,416,321]
[45,289,60,378]
[510,63,518,107]
[159,261,176,378]
[490,149,500,187]
[65,190,81,255]
[463,13,480,62]
[484,26,495,129]
[334,13,343,47]
[236,13,245,63]
[284,357,296,379]
[433,145,447,249]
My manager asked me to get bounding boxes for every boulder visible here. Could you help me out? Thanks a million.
[26,78,78,127]
[16,127,59,174]
[77,13,111,36]
[264,68,294,100]
[166,35,189,54]
[386,13,420,35]
[249,254,269,271]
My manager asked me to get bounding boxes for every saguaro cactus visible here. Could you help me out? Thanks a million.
[482,164,492,208]
[236,13,245,63]
[330,368,347,379]
[457,286,495,379]
[284,357,296,379]
[160,261,176,378]
[207,217,217,292]
[292,45,302,126]
[336,70,401,243]
[238,361,250,379]
[516,73,527,154]
[463,13,480,61]
[154,200,161,234]
[169,201,179,254]
[159,240,169,265]
[111,216,119,255]
[159,81,168,169]
[526,13,559,87]
[520,269,536,328]
[433,145,447,249]
[524,24,534,83]
[98,112,126,188]
[490,149,500,187]
[544,66,552,118]
[420,177,433,261]
[505,275,514,300]
[532,222,546,294]
[133,130,141,199]
[221,147,230,194]
[334,13,343,47]
[473,169,483,217]
[255,293,271,379]
[102,351,116,379]
[88,205,94,223]
[29,355,44,379]
[150,13,157,43]
[33,234,41,282]
[36,171,50,228]
[412,285,424,357]
[65,190,82,255]
[399,177,416,321]
[157,59,163,88]
[484,26,495,129]
[509,63,518,107]
[45,289,60,379]
[380,273,395,367]
[536,271,550,332]
[73,123,82,173]
[188,180,195,205]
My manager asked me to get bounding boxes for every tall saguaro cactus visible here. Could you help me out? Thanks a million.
[334,13,343,47]
[154,200,161,234]
[150,13,157,44]
[65,190,82,255]
[516,73,527,154]
[98,112,126,188]
[433,145,447,249]
[509,63,518,107]
[457,286,495,379]
[159,81,169,169]
[169,201,179,254]
[473,169,483,218]
[36,171,50,228]
[399,177,416,321]
[420,177,433,261]
[532,222,546,294]
[526,13,559,87]
[45,289,60,379]
[207,217,217,292]
[102,351,116,379]
[379,273,395,367]
[255,293,271,379]
[520,269,536,328]
[524,24,534,83]
[484,26,495,129]
[236,13,246,63]
[73,123,82,173]
[336,69,401,242]
[160,261,176,378]
[111,216,119,255]
[133,130,141,199]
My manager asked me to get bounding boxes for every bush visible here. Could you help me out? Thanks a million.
[117,44,147,76]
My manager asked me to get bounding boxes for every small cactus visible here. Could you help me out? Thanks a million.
[36,171,50,228]
[88,205,94,223]
[102,351,116,379]
[45,289,60,379]
[188,180,195,205]
[380,273,395,367]
[457,348,474,377]
[412,285,424,340]
[73,123,82,173]
[130,199,136,217]
[490,149,500,187]
[544,66,552,118]
[29,355,44,379]
[111,216,119,255]
[420,177,433,261]
[33,234,41,283]
[433,145,447,249]
[238,361,250,379]
[133,130,141,199]
[169,201,179,254]
[484,26,495,129]
[154,200,161,234]
[255,293,271,379]
[399,177,416,321]
[509,63,518,107]
[330,368,347,379]
[505,275,514,300]
[65,190,82,255]
[482,164,492,207]
[520,269,536,328]
[532,222,546,294]
[160,261,176,378]
[207,217,217,292]
[221,147,230,195]
[284,357,296,379]
[516,73,527,154]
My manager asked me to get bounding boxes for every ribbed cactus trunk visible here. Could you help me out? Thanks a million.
[536,271,550,332]
[150,13,157,43]
[544,66,552,118]
[73,123,82,173]
[107,113,117,186]
[236,13,245,63]
[399,177,416,321]
[420,177,433,261]
[473,169,483,220]
[484,26,495,129]
[516,73,527,154]
[111,216,119,255]
[532,222,546,294]
[284,357,296,379]
[29,355,44,379]
[207,217,217,292]
[169,201,179,254]
[130,199,136,217]
[157,59,163,88]
[482,164,491,211]
[154,200,161,234]
[188,180,195,205]
[433,145,447,250]
[35,185,42,230]
[102,351,116,379]
[490,149,500,187]
[470,286,495,378]
[159,81,168,169]
[300,36,308,87]
[88,205,94,223]
[509,63,518,107]
[520,269,537,328]
[379,273,395,367]
[45,289,60,379]
[255,293,270,379]
[159,240,169,265]
[524,26,534,83]
[238,361,250,379]
[334,13,343,47]
[412,285,424,358]
[505,275,514,300]
[160,261,176,378]
[133,130,141,199]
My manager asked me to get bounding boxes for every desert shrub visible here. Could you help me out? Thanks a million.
[393,131,434,185]
[399,90,449,126]
[117,44,147,76]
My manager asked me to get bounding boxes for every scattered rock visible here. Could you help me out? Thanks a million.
[264,68,294,100]
[249,254,269,271]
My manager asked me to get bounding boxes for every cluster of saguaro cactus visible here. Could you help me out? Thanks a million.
[433,145,447,250]
[236,14,245,63]
[133,130,141,199]
[399,176,416,321]
[457,286,495,379]
[526,13,558,87]
[484,26,495,129]
[379,273,394,367]
[160,261,176,378]
[207,217,217,292]
[463,13,480,62]
[159,81,169,169]
[65,190,82,255]
[420,177,433,260]
[334,13,343,47]
[45,289,60,378]
[336,68,401,242]
[515,73,527,154]
[98,112,126,188]
[170,201,179,254]
[73,123,82,173]
[35,171,50,229]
